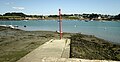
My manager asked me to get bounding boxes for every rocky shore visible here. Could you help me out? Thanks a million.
[70,33,120,61]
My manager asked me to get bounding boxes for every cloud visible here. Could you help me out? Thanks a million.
[5,2,14,5]
[7,11,23,12]
[12,7,25,10]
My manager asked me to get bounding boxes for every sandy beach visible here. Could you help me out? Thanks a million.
[0,26,120,62]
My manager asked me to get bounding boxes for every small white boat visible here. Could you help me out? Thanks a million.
[56,30,63,33]
[90,19,94,21]
[0,25,15,28]
[8,25,15,28]
[0,25,7,27]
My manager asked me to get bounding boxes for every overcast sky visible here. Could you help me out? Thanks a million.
[0,0,120,15]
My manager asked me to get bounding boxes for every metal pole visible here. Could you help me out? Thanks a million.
[59,9,62,39]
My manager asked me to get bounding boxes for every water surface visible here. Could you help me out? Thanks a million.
[0,20,120,44]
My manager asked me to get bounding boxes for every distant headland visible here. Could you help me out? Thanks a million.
[0,12,120,21]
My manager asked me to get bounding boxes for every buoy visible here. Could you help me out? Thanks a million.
[74,25,76,27]
[24,25,26,27]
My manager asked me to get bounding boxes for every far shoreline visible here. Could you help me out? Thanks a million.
[0,19,120,21]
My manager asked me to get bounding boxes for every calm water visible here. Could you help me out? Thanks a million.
[0,20,120,44]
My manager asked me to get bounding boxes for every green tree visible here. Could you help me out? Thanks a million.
[89,13,99,19]
[112,14,120,20]
[48,15,58,17]
[3,12,26,17]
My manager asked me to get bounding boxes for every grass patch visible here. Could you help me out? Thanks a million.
[0,50,28,62]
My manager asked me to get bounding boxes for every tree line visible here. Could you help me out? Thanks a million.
[0,12,43,18]
[0,12,120,20]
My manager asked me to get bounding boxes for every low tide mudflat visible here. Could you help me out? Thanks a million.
[0,26,120,62]
[70,34,120,61]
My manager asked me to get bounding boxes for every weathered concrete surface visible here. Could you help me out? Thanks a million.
[42,57,119,62]
[17,39,70,62]
[61,39,70,58]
